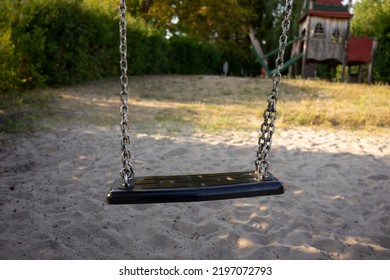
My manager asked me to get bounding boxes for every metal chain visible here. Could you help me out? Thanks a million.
[119,0,134,187]
[255,0,293,181]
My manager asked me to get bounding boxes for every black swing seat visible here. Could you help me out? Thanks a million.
[106,171,284,204]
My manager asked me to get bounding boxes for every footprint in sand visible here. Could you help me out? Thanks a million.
[165,147,189,157]
[323,163,341,168]
[367,174,389,181]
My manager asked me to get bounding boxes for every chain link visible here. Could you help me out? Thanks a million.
[119,0,134,187]
[255,0,293,180]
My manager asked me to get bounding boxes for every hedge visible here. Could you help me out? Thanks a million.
[0,0,222,94]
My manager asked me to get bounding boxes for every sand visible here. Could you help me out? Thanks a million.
[0,124,389,259]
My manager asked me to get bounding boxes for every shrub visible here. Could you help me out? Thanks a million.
[168,36,221,74]
[0,27,19,93]
[0,0,225,93]
[11,0,118,88]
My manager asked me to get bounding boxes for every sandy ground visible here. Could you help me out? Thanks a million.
[0,124,389,259]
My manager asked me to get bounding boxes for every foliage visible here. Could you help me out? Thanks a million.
[125,26,221,75]
[127,0,255,41]
[351,0,390,83]
[0,27,19,93]
[0,0,224,93]
[3,0,385,93]
[8,0,119,89]
[167,36,221,74]
[0,1,19,93]
[127,0,298,74]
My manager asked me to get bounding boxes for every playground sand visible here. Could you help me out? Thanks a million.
[0,126,389,259]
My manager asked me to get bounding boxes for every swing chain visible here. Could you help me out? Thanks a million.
[119,0,134,186]
[255,0,293,181]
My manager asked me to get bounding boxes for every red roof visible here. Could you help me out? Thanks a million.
[304,9,352,19]
[300,0,352,22]
[348,36,375,64]
[315,0,343,5]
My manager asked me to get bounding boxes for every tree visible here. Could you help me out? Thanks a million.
[128,0,255,41]
[124,0,301,75]
[351,0,390,83]
[126,0,257,73]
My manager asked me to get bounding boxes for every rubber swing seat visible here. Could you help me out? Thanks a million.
[106,171,284,204]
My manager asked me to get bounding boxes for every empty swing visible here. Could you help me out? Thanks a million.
[106,0,294,204]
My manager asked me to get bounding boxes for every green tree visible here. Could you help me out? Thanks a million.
[126,0,258,74]
[127,0,255,42]
[126,0,297,74]
[351,0,390,83]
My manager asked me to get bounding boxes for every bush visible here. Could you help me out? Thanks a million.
[168,36,222,74]
[0,1,21,93]
[11,0,119,88]
[0,27,19,93]
[0,0,224,94]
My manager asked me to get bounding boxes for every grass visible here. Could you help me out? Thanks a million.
[278,79,390,131]
[0,75,389,135]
